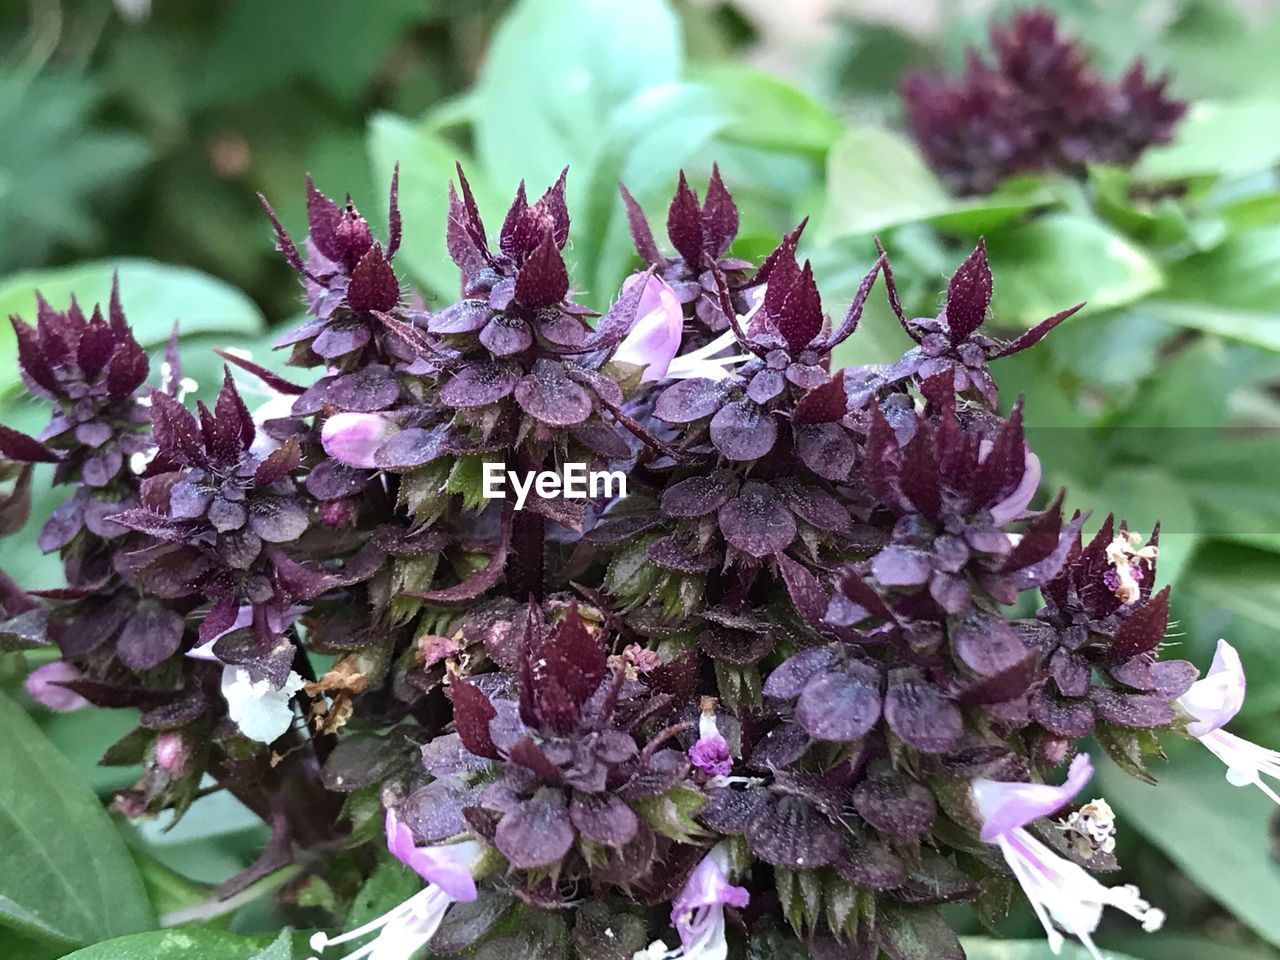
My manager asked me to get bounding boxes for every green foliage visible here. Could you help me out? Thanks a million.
[58,928,277,960]
[0,689,153,950]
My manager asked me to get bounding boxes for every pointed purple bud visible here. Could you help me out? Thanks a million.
[943,239,993,342]
[347,244,400,313]
[666,171,704,266]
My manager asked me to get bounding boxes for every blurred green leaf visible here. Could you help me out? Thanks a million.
[1141,302,1280,353]
[0,73,148,273]
[961,937,1145,959]
[1097,746,1280,949]
[692,64,840,156]
[474,0,681,194]
[1139,100,1280,181]
[201,0,428,105]
[821,127,1053,238]
[39,705,142,796]
[249,930,294,959]
[985,215,1163,327]
[0,689,153,948]
[60,928,272,960]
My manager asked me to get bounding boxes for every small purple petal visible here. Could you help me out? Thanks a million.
[25,661,90,712]
[973,753,1093,841]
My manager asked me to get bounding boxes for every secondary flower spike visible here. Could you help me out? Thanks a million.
[635,842,748,960]
[902,8,1187,194]
[1180,639,1280,806]
[309,810,482,960]
[973,755,1165,960]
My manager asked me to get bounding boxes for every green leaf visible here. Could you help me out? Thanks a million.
[1096,746,1280,948]
[691,64,840,156]
[961,937,1146,959]
[0,259,265,398]
[0,73,148,273]
[1140,301,1280,352]
[201,0,426,104]
[366,112,479,302]
[59,928,273,960]
[474,0,681,194]
[0,688,153,947]
[820,127,1053,239]
[878,904,963,960]
[1138,100,1280,181]
[249,930,294,960]
[984,215,1164,328]
[632,783,706,842]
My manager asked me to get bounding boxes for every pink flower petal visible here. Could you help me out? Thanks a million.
[973,753,1093,841]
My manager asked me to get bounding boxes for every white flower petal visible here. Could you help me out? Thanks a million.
[221,667,305,743]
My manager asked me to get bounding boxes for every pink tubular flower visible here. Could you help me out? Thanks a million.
[635,842,749,960]
[612,272,751,383]
[321,412,396,469]
[689,706,733,779]
[972,755,1164,960]
[25,661,89,712]
[1180,639,1280,806]
[981,437,1041,525]
[613,274,685,381]
[309,809,481,960]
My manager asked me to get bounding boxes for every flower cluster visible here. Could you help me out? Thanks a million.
[5,163,1274,960]
[901,9,1188,194]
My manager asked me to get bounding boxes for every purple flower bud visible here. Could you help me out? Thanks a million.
[154,731,187,774]
[25,661,89,712]
[321,497,360,528]
[613,273,684,381]
[321,412,395,469]
[984,441,1041,525]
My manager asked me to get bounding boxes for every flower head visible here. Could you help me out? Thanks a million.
[636,842,748,960]
[902,9,1186,194]
[973,755,1164,960]
[1180,639,1280,805]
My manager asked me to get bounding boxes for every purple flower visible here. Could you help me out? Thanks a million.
[636,842,748,960]
[689,706,733,779]
[310,809,481,960]
[613,274,684,381]
[1180,639,1280,805]
[25,661,89,712]
[987,444,1041,526]
[321,412,396,469]
[973,755,1164,959]
[385,809,478,901]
